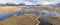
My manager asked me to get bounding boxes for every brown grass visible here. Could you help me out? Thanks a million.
[0,6,60,25]
[46,17,60,25]
[0,6,60,12]
[0,6,25,12]
[0,14,40,25]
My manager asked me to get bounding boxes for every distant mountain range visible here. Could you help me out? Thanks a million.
[0,2,60,6]
[0,2,37,6]
[0,3,25,6]
[55,3,60,7]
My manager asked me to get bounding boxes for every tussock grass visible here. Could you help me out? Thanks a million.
[46,16,60,25]
[0,14,40,25]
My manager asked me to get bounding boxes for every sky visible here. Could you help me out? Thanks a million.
[0,0,60,5]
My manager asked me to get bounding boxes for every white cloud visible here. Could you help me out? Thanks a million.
[41,2,55,5]
[24,1,36,5]
[24,0,60,4]
[0,0,60,5]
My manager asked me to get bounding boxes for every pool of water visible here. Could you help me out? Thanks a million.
[0,12,13,20]
[0,10,60,21]
[15,10,60,20]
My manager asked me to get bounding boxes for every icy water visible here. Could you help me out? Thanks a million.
[0,12,13,20]
[0,10,60,21]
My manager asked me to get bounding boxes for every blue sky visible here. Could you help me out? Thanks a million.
[0,0,60,5]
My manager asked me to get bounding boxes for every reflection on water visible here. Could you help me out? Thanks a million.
[0,12,13,20]
[15,10,32,16]
[0,10,60,21]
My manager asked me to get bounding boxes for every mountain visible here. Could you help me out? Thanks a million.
[5,2,18,6]
[55,3,60,7]
[0,2,38,6]
[18,3,26,6]
[0,3,26,6]
[0,3,6,6]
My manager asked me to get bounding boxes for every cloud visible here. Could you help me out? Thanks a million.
[0,0,24,3]
[24,0,60,4]
[0,0,60,5]
[41,2,55,5]
[24,1,36,5]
